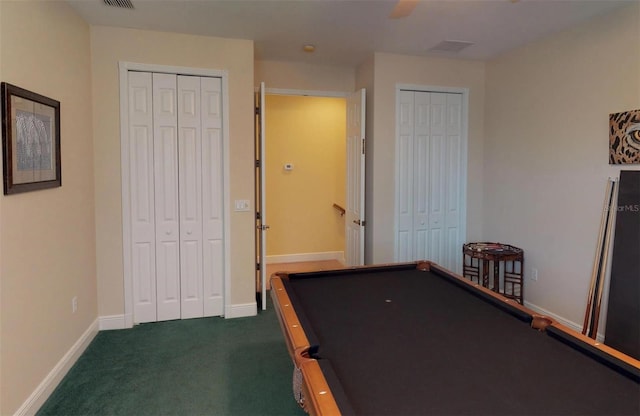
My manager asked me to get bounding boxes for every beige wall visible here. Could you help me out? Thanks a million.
[367,53,486,263]
[256,60,355,92]
[265,95,346,257]
[91,26,255,317]
[0,2,96,414]
[484,3,640,329]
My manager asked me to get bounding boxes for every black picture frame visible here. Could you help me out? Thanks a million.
[1,82,61,194]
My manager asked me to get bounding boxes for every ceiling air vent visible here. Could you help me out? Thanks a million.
[428,40,474,53]
[103,0,134,9]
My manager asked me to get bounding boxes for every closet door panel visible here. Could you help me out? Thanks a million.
[201,77,224,316]
[445,93,462,270]
[129,71,157,323]
[397,91,414,262]
[153,73,181,321]
[413,92,430,260]
[178,76,204,319]
[428,93,447,264]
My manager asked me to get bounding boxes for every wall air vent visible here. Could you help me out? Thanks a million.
[103,0,134,9]
[428,40,474,53]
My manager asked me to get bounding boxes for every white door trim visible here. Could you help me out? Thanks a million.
[263,87,348,98]
[119,61,231,327]
[393,84,469,270]
[258,82,267,310]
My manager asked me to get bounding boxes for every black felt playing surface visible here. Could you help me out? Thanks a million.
[285,268,640,415]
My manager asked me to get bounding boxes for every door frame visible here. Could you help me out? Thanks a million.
[119,61,231,327]
[256,87,350,270]
[393,84,469,273]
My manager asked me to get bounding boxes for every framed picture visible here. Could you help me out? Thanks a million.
[609,109,640,164]
[1,82,61,194]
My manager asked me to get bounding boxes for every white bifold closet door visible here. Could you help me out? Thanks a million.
[128,71,224,324]
[397,90,462,272]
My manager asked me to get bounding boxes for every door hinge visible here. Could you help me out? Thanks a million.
[255,159,261,168]
[256,262,261,271]
[362,220,366,227]
[256,211,261,220]
[255,106,260,116]
[362,138,366,155]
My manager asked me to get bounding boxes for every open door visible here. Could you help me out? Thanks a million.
[345,89,366,266]
[255,82,268,310]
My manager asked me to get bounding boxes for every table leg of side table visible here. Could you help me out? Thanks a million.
[482,260,490,288]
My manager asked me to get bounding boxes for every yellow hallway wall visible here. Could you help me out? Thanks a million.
[0,2,97,414]
[265,95,346,257]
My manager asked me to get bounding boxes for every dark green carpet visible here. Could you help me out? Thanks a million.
[37,302,306,416]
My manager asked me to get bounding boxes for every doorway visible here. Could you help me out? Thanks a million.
[264,93,347,267]
[255,88,366,309]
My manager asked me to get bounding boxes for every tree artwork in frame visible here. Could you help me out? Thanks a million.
[1,82,61,194]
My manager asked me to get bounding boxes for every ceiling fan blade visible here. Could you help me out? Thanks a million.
[389,0,418,19]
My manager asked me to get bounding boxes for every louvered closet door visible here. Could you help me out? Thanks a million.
[396,90,462,272]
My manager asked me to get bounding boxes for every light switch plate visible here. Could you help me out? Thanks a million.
[234,200,251,212]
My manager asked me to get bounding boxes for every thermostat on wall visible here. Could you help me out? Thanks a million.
[283,163,294,171]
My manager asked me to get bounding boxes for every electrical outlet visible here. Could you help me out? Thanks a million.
[530,268,538,281]
[72,296,78,313]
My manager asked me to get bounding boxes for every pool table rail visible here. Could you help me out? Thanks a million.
[270,261,640,415]
[270,273,341,415]
[430,261,640,371]
[548,321,640,378]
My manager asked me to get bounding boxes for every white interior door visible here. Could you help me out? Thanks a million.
[129,71,157,324]
[201,76,224,316]
[123,64,228,326]
[396,90,464,272]
[153,73,180,321]
[178,75,205,319]
[345,89,366,266]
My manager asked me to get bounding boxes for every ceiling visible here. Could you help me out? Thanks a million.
[66,0,631,67]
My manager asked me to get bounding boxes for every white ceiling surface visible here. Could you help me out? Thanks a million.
[67,0,631,67]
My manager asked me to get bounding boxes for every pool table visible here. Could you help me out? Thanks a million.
[270,261,640,415]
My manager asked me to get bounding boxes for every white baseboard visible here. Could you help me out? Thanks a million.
[524,301,604,342]
[15,319,99,416]
[266,251,344,264]
[99,314,126,330]
[100,303,258,327]
[225,302,257,319]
